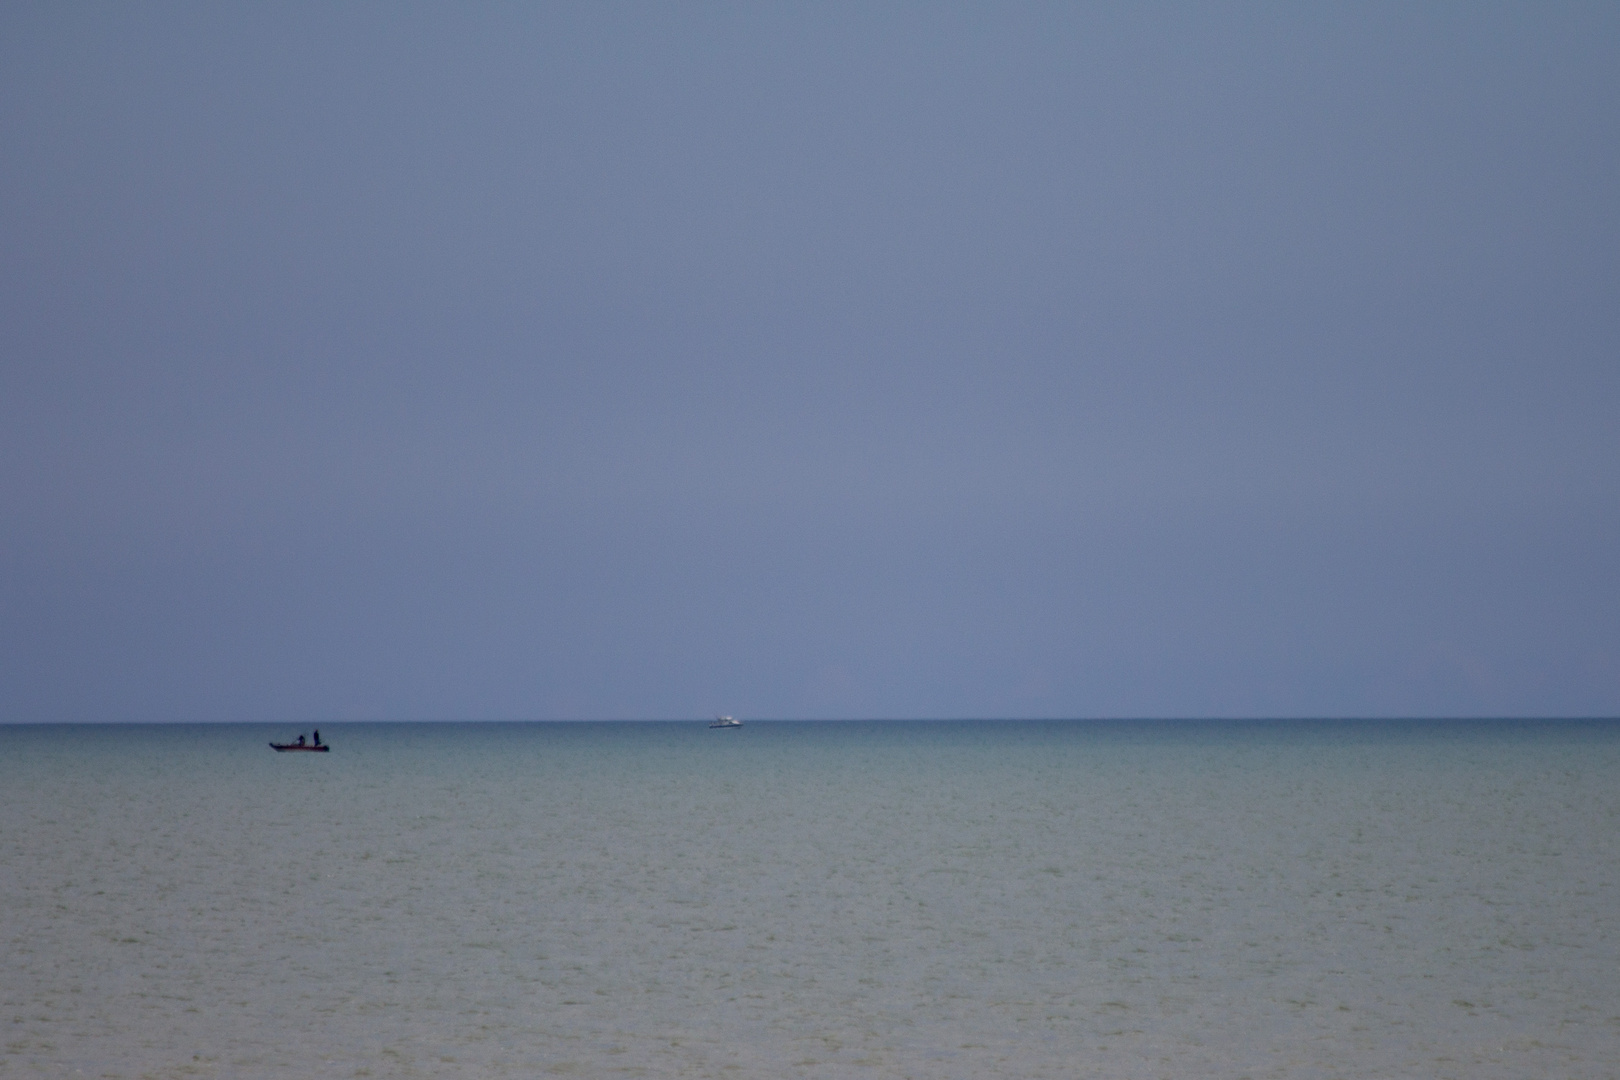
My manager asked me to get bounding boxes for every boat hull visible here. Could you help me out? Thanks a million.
[269,743,329,752]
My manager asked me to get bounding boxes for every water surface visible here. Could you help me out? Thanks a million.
[3,720,1616,1078]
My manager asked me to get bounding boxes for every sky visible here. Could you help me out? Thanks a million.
[2,3,1617,721]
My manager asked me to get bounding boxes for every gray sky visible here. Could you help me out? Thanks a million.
[3,3,1617,720]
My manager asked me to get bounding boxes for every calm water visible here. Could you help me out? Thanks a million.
[2,720,1616,1079]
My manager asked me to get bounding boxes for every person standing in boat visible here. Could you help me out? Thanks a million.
[312,729,321,747]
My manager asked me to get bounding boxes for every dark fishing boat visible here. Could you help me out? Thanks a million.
[270,732,328,752]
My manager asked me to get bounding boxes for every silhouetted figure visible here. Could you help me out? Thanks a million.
[312,729,321,747]
[296,734,306,747]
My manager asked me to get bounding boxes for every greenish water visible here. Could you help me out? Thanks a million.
[3,720,1617,1078]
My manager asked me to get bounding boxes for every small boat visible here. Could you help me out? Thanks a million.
[709,715,742,729]
[270,733,329,752]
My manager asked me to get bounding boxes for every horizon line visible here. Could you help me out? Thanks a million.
[3,716,1616,725]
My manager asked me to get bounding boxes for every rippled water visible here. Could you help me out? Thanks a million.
[3,720,1617,1078]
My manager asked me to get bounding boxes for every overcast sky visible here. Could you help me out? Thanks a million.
[3,3,1617,720]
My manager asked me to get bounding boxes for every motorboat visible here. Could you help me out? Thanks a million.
[708,715,742,729]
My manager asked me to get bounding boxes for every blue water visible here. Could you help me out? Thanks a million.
[3,719,1617,1078]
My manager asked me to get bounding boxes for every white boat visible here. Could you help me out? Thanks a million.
[709,715,742,729]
